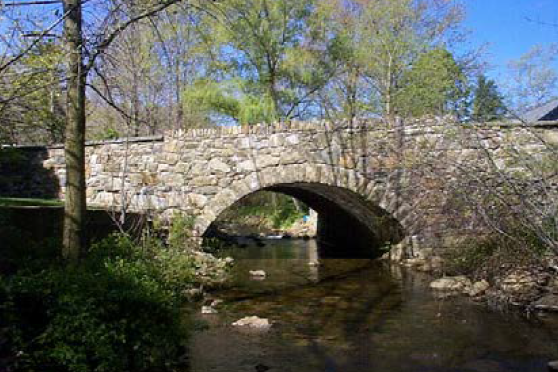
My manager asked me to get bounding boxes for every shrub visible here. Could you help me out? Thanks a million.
[270,205,305,229]
[444,228,550,281]
[1,211,232,372]
[1,233,194,372]
[167,214,196,252]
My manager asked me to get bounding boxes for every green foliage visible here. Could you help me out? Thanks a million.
[444,238,498,277]
[92,127,121,141]
[199,0,338,122]
[222,192,308,230]
[397,48,470,118]
[237,94,279,125]
[182,79,241,121]
[0,224,227,372]
[270,202,305,229]
[0,41,65,144]
[0,197,62,207]
[444,227,552,280]
[472,75,507,121]
[0,208,61,273]
[317,0,465,118]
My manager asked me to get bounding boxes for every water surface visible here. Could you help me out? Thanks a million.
[189,239,558,372]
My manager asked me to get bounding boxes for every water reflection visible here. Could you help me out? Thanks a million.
[190,239,558,372]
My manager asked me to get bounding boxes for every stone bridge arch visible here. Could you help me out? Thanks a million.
[195,163,413,256]
[4,119,554,260]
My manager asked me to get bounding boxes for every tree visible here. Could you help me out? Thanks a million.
[60,0,87,261]
[471,74,506,122]
[193,0,339,123]
[0,3,66,146]
[396,48,469,118]
[89,4,213,136]
[60,0,205,260]
[2,0,222,260]
[506,43,558,113]
[317,0,465,121]
[0,41,65,145]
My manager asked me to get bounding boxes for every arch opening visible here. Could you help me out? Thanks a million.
[203,182,405,258]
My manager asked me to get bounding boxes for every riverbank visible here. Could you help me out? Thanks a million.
[399,252,558,315]
[209,191,317,239]
[211,218,316,239]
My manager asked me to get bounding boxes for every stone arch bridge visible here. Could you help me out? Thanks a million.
[2,119,556,258]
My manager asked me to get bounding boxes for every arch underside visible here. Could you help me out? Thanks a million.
[267,183,404,257]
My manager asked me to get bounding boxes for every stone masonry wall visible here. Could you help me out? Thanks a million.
[1,118,556,258]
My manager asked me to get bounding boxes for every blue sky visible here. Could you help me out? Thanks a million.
[463,0,558,78]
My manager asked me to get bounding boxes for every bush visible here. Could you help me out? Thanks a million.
[270,204,305,230]
[1,233,195,372]
[444,228,550,280]
[1,211,233,372]
[444,238,498,277]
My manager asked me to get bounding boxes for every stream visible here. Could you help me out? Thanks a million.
[188,239,558,372]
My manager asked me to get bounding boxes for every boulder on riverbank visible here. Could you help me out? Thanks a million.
[425,257,558,314]
[468,280,490,297]
[430,276,471,292]
[429,276,492,298]
[201,305,218,314]
[400,256,444,273]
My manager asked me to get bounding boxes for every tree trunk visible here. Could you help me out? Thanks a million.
[62,0,86,261]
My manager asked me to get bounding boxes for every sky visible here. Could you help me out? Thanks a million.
[463,0,558,79]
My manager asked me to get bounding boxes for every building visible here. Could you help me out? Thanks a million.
[521,99,558,122]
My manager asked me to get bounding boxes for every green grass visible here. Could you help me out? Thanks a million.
[0,197,63,207]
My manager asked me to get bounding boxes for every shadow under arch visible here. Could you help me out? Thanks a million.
[267,183,404,257]
[196,164,407,258]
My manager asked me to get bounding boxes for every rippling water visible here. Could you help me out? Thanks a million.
[188,239,558,372]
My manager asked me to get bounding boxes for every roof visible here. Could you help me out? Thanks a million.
[522,99,558,122]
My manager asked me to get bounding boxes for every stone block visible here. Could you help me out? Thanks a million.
[269,133,284,147]
[237,160,256,172]
[256,155,279,168]
[286,134,300,145]
[191,176,218,187]
[187,193,208,209]
[208,158,231,174]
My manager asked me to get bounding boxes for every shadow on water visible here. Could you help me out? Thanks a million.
[190,239,558,372]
